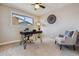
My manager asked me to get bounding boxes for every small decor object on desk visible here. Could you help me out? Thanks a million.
[47,14,56,24]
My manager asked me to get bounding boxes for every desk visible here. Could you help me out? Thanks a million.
[20,30,42,49]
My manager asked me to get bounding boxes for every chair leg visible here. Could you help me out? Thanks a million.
[24,43,27,49]
[20,35,24,45]
[60,45,62,50]
[20,40,24,45]
[73,45,76,50]
[55,40,57,44]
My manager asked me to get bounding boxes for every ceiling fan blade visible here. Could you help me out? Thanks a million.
[39,5,45,9]
[32,3,40,5]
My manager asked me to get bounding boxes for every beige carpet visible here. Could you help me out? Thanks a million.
[0,40,79,56]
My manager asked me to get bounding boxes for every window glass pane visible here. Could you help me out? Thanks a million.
[12,13,24,20]
[25,17,33,24]
[12,13,33,25]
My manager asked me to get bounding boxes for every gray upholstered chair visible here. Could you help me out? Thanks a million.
[55,30,78,50]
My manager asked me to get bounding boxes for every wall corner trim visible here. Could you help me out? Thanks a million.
[0,40,21,46]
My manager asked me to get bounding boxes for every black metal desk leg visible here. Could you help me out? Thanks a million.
[23,40,27,49]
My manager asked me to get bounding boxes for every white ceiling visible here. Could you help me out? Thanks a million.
[2,3,70,16]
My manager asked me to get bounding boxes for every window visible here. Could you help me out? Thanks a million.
[12,13,33,25]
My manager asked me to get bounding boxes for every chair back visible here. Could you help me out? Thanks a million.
[71,30,78,44]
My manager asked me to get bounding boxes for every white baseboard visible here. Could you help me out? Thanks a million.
[0,40,21,46]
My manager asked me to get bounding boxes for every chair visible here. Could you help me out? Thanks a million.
[55,30,78,50]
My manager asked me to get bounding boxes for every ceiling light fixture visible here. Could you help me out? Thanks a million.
[34,4,40,10]
[32,3,45,10]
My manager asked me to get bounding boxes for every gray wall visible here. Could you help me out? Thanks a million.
[40,4,79,40]
[0,5,36,43]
